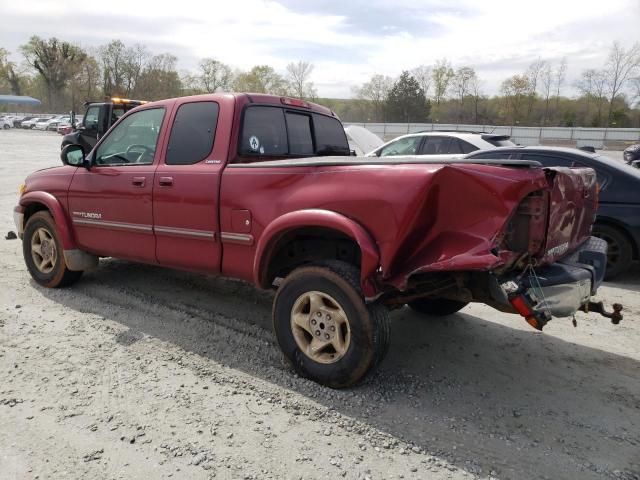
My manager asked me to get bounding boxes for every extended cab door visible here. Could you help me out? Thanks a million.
[152,99,229,272]
[68,107,167,263]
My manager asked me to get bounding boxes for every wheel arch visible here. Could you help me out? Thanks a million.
[20,192,76,250]
[254,209,380,297]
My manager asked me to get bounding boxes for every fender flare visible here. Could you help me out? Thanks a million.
[253,209,380,297]
[20,191,76,250]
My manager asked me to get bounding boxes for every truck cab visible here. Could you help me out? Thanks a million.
[61,98,147,152]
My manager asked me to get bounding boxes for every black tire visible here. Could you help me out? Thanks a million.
[273,260,390,388]
[408,298,468,316]
[23,211,83,288]
[3,124,9,130]
[593,223,633,279]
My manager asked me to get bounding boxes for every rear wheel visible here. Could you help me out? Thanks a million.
[273,261,389,388]
[23,211,83,288]
[592,223,633,279]
[408,298,468,316]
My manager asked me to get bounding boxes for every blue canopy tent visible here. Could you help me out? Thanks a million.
[0,95,41,106]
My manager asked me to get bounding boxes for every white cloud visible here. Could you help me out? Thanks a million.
[0,0,637,97]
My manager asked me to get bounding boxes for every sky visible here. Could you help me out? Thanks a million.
[0,0,638,98]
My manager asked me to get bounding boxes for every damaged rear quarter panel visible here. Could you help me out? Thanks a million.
[220,162,550,292]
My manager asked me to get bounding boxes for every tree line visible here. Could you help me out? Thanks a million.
[1,36,639,127]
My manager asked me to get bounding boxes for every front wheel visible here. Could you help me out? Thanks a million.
[273,261,389,388]
[23,211,83,288]
[408,298,469,316]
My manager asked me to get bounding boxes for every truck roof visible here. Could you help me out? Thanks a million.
[135,93,335,117]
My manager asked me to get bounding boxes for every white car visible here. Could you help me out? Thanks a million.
[0,117,12,130]
[366,131,515,157]
[22,117,45,129]
[344,125,384,156]
[34,118,53,130]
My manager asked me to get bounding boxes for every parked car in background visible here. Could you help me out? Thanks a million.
[15,116,34,127]
[34,118,54,130]
[467,146,640,278]
[21,117,44,129]
[623,143,640,168]
[344,125,383,156]
[11,115,26,127]
[366,131,515,157]
[57,116,83,135]
[0,117,13,130]
[46,115,70,131]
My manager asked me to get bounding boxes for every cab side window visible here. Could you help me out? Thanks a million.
[166,102,219,165]
[94,108,165,166]
[285,112,314,155]
[240,107,288,156]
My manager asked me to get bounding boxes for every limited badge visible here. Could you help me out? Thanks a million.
[249,135,260,151]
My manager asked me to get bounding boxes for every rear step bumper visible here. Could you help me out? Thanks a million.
[495,237,622,329]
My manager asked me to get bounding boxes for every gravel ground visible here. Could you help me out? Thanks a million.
[1,129,639,480]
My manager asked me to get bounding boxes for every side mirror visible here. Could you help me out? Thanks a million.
[61,144,88,168]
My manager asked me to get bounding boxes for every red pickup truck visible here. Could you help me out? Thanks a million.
[14,93,621,387]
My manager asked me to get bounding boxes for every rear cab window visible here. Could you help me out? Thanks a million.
[237,105,349,161]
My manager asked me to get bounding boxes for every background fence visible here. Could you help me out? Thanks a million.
[343,123,640,149]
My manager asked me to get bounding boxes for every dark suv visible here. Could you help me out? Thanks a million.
[468,146,640,278]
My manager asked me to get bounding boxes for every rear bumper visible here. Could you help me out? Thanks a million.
[495,237,610,325]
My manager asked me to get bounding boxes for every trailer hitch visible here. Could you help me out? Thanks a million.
[580,301,623,324]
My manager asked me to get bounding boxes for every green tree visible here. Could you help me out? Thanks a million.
[386,71,429,122]
[0,48,24,95]
[232,65,286,94]
[135,53,182,100]
[500,74,530,124]
[20,36,87,109]
[431,59,454,119]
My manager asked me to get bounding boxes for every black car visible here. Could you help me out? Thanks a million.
[623,143,640,165]
[467,146,640,278]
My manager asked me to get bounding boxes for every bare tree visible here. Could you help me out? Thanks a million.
[451,66,476,122]
[286,61,316,99]
[603,41,640,125]
[355,74,394,122]
[554,57,568,112]
[540,62,553,126]
[198,58,232,93]
[470,75,484,124]
[98,40,149,97]
[411,64,433,99]
[525,59,545,122]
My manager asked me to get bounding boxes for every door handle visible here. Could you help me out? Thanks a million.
[159,176,174,187]
[132,176,146,187]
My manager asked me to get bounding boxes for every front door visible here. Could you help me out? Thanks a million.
[68,107,168,263]
[153,100,224,272]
